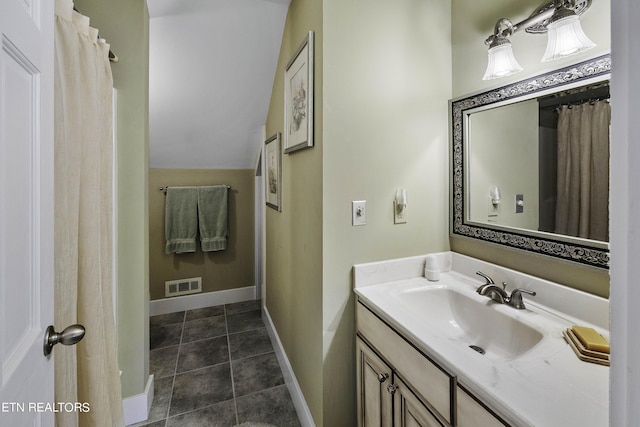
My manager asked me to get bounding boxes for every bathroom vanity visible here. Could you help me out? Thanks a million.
[353,252,609,426]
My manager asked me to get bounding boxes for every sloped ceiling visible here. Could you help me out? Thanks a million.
[148,0,290,169]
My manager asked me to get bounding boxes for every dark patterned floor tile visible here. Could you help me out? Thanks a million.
[169,364,234,416]
[225,300,262,315]
[186,305,225,321]
[226,310,264,334]
[150,345,179,379]
[130,420,166,427]
[232,352,284,397]
[150,311,185,328]
[236,385,300,427]
[166,399,237,427]
[228,328,273,361]
[182,315,227,343]
[177,336,229,373]
[144,303,300,426]
[150,323,183,350]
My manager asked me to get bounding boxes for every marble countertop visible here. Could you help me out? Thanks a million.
[354,252,609,427]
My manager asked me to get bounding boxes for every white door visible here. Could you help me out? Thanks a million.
[0,0,55,425]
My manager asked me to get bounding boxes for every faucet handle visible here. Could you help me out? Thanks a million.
[508,288,537,309]
[513,288,536,296]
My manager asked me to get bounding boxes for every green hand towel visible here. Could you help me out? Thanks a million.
[197,185,229,252]
[165,187,198,254]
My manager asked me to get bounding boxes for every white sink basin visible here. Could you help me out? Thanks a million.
[353,253,610,427]
[388,285,543,360]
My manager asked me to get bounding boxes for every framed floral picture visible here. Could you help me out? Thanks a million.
[284,31,314,154]
[265,133,282,211]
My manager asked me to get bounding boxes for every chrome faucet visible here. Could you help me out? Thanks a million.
[475,271,537,309]
[475,271,495,286]
[475,271,509,304]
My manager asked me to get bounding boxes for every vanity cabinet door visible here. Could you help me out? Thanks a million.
[357,337,393,427]
[357,303,453,423]
[393,376,445,427]
[456,386,510,427]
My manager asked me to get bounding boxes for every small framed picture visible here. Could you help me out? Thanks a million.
[284,31,314,154]
[265,133,282,211]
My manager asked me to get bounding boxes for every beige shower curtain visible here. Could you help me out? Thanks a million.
[555,100,611,241]
[54,0,124,425]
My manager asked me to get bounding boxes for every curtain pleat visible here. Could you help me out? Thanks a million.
[555,108,570,235]
[54,0,124,425]
[555,100,610,241]
[590,101,611,241]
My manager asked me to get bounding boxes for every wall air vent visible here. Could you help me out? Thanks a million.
[165,277,202,297]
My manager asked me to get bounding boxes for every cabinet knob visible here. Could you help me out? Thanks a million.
[387,384,398,394]
[377,373,389,383]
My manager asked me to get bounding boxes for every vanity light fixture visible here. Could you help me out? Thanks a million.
[483,20,523,80]
[483,0,595,80]
[541,2,596,61]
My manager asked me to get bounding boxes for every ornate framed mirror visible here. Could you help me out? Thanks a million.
[450,54,611,269]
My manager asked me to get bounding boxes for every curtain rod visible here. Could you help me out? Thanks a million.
[72,7,119,63]
[538,84,610,109]
[160,185,232,195]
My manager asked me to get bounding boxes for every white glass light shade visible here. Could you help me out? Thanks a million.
[482,42,523,80]
[541,14,596,62]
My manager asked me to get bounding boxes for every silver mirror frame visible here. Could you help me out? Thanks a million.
[450,54,611,269]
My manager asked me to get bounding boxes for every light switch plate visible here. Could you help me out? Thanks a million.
[352,201,366,226]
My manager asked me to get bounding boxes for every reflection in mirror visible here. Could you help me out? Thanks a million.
[450,54,611,269]
[467,82,610,242]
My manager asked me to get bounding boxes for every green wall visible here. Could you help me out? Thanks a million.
[73,0,150,399]
[451,0,611,297]
[265,0,324,423]
[148,169,255,300]
[265,0,452,425]
[322,0,452,424]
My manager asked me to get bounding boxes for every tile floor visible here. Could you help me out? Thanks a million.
[131,300,301,427]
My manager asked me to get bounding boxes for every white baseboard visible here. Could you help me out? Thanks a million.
[123,374,154,426]
[149,286,257,316]
[262,306,315,427]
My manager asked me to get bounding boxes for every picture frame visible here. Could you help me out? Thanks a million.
[284,31,314,154]
[265,133,282,211]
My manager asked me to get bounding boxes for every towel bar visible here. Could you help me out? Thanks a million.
[160,185,231,194]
